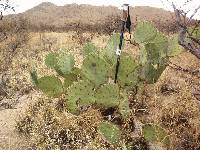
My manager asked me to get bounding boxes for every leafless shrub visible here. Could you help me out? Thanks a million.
[172,3,200,59]
[6,17,29,52]
[0,0,14,20]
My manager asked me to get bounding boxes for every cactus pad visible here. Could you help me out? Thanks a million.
[134,21,157,43]
[143,124,170,145]
[167,34,183,56]
[141,63,166,84]
[95,84,120,108]
[118,54,139,87]
[82,53,110,87]
[45,53,58,69]
[63,73,78,90]
[103,33,120,65]
[150,32,168,58]
[83,42,98,56]
[67,80,95,114]
[37,76,63,97]
[119,91,131,119]
[56,53,75,76]
[98,122,121,145]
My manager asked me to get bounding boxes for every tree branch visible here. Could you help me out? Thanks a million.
[172,3,200,59]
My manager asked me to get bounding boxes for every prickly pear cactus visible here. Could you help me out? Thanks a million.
[82,53,110,87]
[37,76,63,98]
[118,54,139,87]
[98,122,121,145]
[66,80,95,114]
[95,84,120,108]
[83,42,98,56]
[143,124,170,146]
[119,91,131,119]
[134,21,157,43]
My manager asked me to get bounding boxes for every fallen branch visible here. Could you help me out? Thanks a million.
[168,61,200,76]
[193,91,200,101]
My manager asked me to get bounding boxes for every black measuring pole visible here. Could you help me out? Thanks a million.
[114,4,131,83]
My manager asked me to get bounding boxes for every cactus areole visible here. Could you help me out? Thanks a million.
[114,4,132,83]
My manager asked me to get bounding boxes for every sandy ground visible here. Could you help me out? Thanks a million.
[0,93,33,150]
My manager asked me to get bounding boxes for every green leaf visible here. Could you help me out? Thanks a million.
[119,91,131,119]
[37,76,63,97]
[66,80,95,114]
[98,122,121,145]
[143,124,170,145]
[134,21,157,43]
[82,53,110,87]
[95,84,120,108]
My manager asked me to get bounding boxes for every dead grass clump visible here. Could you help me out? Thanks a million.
[161,106,191,129]
[16,99,104,149]
[172,130,200,150]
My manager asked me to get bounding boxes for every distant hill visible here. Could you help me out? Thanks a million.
[5,2,178,33]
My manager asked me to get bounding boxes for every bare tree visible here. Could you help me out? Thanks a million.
[0,0,14,20]
[171,2,200,59]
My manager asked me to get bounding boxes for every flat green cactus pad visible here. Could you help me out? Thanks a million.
[119,91,131,119]
[118,54,139,87]
[95,84,120,108]
[83,42,98,56]
[103,33,121,65]
[45,52,75,77]
[45,52,58,69]
[134,21,157,43]
[167,34,183,57]
[66,80,95,114]
[98,122,121,145]
[63,73,78,90]
[150,32,168,58]
[143,124,170,145]
[37,76,63,98]
[82,53,110,87]
[56,53,75,76]
[141,63,166,84]
[145,43,160,65]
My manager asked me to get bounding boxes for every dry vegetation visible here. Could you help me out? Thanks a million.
[0,30,199,149]
[0,3,200,150]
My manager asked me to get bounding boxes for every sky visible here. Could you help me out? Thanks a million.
[2,0,200,19]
